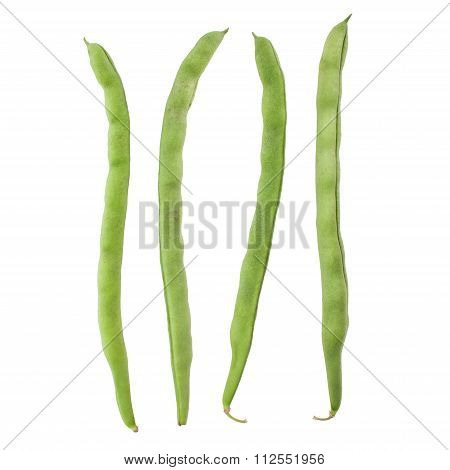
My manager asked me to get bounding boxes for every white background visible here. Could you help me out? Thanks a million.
[1,0,449,468]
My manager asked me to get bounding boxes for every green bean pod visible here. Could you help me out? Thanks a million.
[314,16,350,421]
[159,29,228,425]
[85,40,137,431]
[222,34,286,423]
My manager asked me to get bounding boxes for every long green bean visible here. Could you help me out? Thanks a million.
[85,39,137,431]
[159,29,228,425]
[222,33,286,423]
[314,16,350,421]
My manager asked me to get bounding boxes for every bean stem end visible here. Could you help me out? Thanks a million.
[312,411,336,421]
[224,408,247,424]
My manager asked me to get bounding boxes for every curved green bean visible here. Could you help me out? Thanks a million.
[222,33,286,423]
[159,29,228,426]
[85,40,137,431]
[314,16,350,421]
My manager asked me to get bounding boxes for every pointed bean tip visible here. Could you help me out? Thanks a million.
[344,13,352,23]
[313,410,335,421]
[223,27,229,34]
[224,408,247,424]
[131,425,139,432]
[83,37,89,47]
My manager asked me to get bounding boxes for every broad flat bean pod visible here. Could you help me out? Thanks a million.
[314,16,350,421]
[222,33,286,423]
[85,40,137,431]
[159,29,228,425]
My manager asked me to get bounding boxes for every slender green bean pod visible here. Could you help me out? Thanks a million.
[222,34,286,423]
[85,40,137,431]
[314,16,350,421]
[159,29,228,425]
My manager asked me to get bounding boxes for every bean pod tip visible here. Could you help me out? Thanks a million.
[223,408,247,424]
[312,411,336,422]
